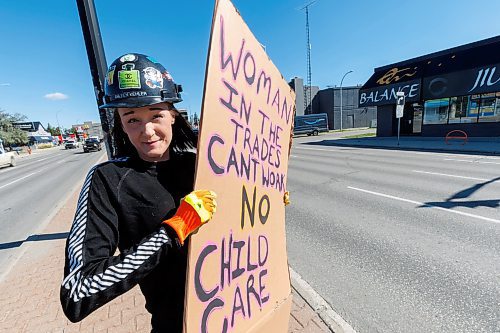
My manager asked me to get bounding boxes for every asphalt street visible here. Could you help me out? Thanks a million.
[0,147,106,279]
[286,135,500,333]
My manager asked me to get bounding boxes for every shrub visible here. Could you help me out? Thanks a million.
[37,143,53,149]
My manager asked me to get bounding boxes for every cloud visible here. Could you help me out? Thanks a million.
[0,83,10,86]
[44,92,69,100]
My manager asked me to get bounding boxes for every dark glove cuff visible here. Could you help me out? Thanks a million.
[162,224,183,249]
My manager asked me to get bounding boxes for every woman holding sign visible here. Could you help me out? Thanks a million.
[60,53,216,332]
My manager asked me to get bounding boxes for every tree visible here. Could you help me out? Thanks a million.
[47,123,62,136]
[0,109,28,146]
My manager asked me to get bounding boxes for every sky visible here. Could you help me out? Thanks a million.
[0,0,499,130]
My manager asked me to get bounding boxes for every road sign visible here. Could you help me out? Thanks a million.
[396,92,405,118]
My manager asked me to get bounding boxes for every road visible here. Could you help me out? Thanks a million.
[0,147,106,278]
[286,135,500,333]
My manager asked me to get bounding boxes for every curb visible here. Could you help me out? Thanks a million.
[289,267,357,333]
[306,142,500,156]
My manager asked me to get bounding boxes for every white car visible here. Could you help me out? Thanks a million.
[65,140,79,149]
[0,148,16,167]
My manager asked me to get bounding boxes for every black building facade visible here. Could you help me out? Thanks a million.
[360,36,500,137]
[316,86,377,130]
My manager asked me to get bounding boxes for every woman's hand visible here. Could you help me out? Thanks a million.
[163,190,217,245]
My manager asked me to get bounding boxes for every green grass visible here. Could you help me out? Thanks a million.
[328,127,371,133]
[341,132,376,139]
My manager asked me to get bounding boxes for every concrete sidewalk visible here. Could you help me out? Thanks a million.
[304,134,500,155]
[0,187,335,332]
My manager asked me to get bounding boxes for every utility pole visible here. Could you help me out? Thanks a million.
[56,110,62,143]
[76,0,112,158]
[300,1,315,115]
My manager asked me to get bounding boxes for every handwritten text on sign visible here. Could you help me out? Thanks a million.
[194,15,292,332]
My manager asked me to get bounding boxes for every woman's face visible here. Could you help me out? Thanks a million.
[117,102,176,162]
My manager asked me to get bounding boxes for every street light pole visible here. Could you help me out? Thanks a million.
[340,70,353,132]
[55,110,62,144]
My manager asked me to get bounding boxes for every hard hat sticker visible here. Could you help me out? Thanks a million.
[162,71,173,81]
[143,67,164,89]
[106,65,116,85]
[120,54,137,62]
[118,64,141,89]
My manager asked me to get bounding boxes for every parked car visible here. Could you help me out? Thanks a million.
[10,146,23,154]
[83,138,102,153]
[0,147,16,167]
[65,139,78,149]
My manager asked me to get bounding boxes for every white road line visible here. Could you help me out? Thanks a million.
[444,158,500,165]
[2,153,64,171]
[0,170,42,190]
[412,170,491,182]
[347,186,500,224]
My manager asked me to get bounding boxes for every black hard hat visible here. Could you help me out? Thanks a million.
[100,53,182,108]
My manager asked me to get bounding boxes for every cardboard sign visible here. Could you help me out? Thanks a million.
[184,0,295,332]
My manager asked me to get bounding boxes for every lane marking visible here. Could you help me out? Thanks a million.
[412,170,493,182]
[444,158,500,165]
[347,186,500,224]
[0,153,63,172]
[0,170,42,190]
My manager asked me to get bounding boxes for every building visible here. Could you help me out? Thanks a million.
[72,121,103,139]
[13,121,53,144]
[289,77,377,130]
[360,36,500,137]
[289,77,319,116]
[177,109,189,122]
[316,86,377,130]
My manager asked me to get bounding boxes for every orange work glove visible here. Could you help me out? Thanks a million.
[163,190,217,245]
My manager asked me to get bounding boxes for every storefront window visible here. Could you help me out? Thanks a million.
[423,98,449,124]
[461,95,480,123]
[448,96,469,123]
[478,93,500,122]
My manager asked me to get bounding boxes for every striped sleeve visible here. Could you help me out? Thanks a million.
[60,161,176,322]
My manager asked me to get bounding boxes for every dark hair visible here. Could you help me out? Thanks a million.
[111,108,197,159]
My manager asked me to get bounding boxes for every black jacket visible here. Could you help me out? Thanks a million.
[61,152,196,332]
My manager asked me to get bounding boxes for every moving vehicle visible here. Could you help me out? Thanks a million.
[65,140,79,149]
[293,113,329,136]
[0,145,16,167]
[83,138,102,153]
